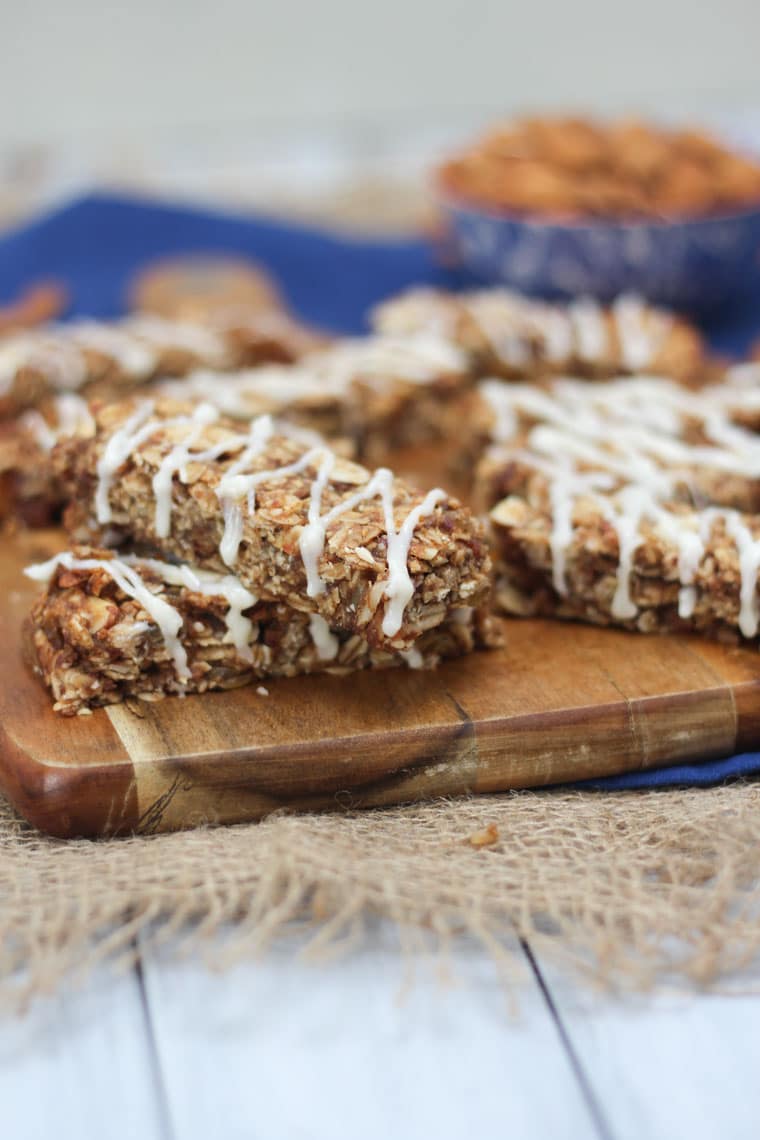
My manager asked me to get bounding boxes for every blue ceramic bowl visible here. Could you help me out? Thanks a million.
[438,193,760,315]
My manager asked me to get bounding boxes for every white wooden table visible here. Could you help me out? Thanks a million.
[2,928,757,1140]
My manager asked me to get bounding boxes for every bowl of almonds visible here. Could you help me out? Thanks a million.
[434,115,760,313]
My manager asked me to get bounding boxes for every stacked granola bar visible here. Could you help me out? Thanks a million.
[18,278,760,719]
[26,398,495,713]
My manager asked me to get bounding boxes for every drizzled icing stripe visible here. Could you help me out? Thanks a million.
[569,298,608,363]
[123,315,228,363]
[132,556,258,661]
[483,376,760,637]
[156,366,333,418]
[296,454,446,635]
[67,322,157,376]
[92,408,448,640]
[152,403,220,538]
[308,614,339,661]
[0,335,87,395]
[612,295,671,371]
[19,393,94,453]
[96,400,159,523]
[481,376,760,476]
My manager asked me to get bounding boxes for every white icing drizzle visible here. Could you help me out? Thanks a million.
[95,400,158,523]
[124,315,229,365]
[308,614,339,661]
[151,402,220,537]
[67,321,157,376]
[373,288,670,371]
[716,512,760,638]
[55,393,95,438]
[483,375,760,633]
[296,455,446,635]
[723,362,760,390]
[19,393,94,451]
[569,298,608,363]
[380,484,448,637]
[612,295,671,371]
[121,557,258,661]
[399,647,424,669]
[539,309,574,364]
[304,334,468,388]
[466,291,532,367]
[372,288,459,341]
[216,417,318,567]
[93,407,448,640]
[19,409,57,452]
[156,366,332,419]
[0,332,87,395]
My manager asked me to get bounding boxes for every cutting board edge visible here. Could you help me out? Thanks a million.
[0,719,139,838]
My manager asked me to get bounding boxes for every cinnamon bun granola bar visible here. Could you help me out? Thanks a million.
[371,288,705,383]
[0,310,322,421]
[154,332,474,460]
[480,376,760,644]
[0,394,95,526]
[25,548,494,715]
[53,399,493,652]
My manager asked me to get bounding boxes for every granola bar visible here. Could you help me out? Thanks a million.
[475,375,760,515]
[53,399,492,651]
[205,306,328,367]
[0,310,322,421]
[0,394,95,526]
[25,548,496,715]
[481,375,760,644]
[153,332,474,460]
[371,288,705,383]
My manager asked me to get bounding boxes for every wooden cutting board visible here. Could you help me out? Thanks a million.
[2,526,760,839]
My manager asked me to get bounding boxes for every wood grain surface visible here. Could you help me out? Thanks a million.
[2,525,760,838]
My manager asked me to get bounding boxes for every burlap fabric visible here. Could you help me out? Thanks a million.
[3,777,760,1005]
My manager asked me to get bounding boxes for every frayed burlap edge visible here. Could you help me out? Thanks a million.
[2,780,760,1008]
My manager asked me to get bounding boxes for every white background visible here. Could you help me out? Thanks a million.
[2,0,760,144]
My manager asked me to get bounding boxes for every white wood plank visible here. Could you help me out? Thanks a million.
[139,926,600,1140]
[532,951,760,1140]
[0,965,168,1140]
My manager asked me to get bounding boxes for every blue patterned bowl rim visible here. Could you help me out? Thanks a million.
[435,186,760,235]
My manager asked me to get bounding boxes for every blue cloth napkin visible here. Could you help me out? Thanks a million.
[2,191,759,791]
